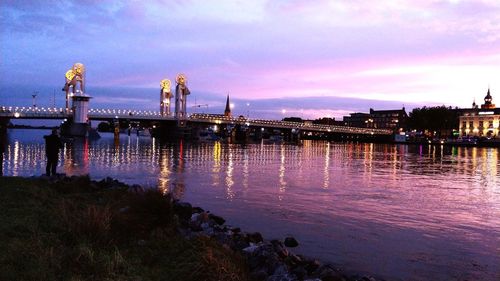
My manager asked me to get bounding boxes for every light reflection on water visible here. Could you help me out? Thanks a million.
[2,129,500,281]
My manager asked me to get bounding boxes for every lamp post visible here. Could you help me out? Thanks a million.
[32,92,38,108]
[246,102,250,118]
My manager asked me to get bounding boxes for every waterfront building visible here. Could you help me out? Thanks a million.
[342,112,370,127]
[343,107,407,132]
[459,89,500,138]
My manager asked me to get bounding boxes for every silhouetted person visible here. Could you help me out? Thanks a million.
[44,128,63,176]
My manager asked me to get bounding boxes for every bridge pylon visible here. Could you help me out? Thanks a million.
[174,74,190,127]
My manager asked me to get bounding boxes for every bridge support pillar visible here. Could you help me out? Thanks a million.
[62,95,92,137]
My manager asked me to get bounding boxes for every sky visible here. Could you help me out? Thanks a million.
[1,0,500,120]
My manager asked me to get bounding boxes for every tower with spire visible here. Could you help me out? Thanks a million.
[481,88,495,109]
[224,95,231,117]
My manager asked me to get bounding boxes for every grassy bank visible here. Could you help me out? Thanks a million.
[0,176,252,281]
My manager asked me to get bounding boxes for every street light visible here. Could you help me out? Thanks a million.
[32,91,38,108]
[246,102,250,118]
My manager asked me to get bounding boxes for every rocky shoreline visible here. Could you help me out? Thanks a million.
[41,175,385,281]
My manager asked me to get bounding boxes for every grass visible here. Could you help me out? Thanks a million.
[0,176,252,281]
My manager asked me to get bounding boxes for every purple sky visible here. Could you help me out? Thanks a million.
[1,0,500,120]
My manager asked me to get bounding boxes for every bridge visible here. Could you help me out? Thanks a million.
[0,106,393,136]
[0,65,395,141]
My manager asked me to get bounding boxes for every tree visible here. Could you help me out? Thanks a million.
[408,106,459,136]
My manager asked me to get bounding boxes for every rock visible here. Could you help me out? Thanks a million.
[315,265,346,281]
[266,264,298,281]
[208,213,226,225]
[285,254,302,268]
[190,213,200,222]
[189,221,203,232]
[173,201,192,222]
[272,264,289,276]
[198,212,210,223]
[266,268,298,281]
[202,226,215,236]
[231,235,250,251]
[304,259,321,274]
[248,232,264,243]
[271,240,289,258]
[284,236,299,247]
[192,206,204,214]
[291,266,307,279]
[243,244,261,254]
[245,243,279,272]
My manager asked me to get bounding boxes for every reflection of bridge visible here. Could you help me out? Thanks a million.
[0,106,393,136]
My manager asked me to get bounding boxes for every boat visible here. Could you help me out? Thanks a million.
[137,128,151,137]
[197,128,220,142]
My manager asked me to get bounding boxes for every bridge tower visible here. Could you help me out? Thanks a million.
[174,74,190,126]
[160,79,172,116]
[63,63,85,111]
[61,63,92,137]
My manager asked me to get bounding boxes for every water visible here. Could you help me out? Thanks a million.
[2,129,500,281]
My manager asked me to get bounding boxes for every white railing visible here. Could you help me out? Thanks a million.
[189,113,393,135]
[0,106,392,135]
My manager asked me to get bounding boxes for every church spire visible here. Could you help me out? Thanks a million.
[224,95,231,117]
[481,87,495,109]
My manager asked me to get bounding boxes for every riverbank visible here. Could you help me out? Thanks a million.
[0,175,383,281]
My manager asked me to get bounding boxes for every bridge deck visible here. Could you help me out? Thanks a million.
[1,106,392,135]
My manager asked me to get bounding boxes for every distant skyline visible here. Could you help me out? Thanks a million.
[1,0,500,120]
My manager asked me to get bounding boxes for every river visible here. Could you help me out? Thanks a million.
[1,129,499,281]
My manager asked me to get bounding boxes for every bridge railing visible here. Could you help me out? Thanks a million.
[188,113,393,135]
[1,106,393,136]
[0,106,71,119]
[87,108,175,120]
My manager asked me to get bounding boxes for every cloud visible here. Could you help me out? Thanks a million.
[2,0,500,120]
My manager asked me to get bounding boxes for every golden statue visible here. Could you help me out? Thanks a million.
[62,63,85,110]
[160,79,172,116]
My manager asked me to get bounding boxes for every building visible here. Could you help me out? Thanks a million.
[459,89,500,138]
[343,107,407,132]
[343,112,370,127]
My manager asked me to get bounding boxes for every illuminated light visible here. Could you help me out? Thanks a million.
[14,112,20,118]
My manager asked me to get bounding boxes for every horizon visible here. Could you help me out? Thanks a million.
[2,1,500,121]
